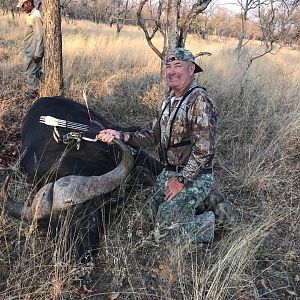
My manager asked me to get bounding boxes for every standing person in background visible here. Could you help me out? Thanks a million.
[98,48,233,245]
[17,0,44,99]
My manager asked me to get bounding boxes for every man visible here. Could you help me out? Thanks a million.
[98,48,230,244]
[17,0,44,98]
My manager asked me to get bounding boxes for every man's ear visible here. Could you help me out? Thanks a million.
[190,63,195,75]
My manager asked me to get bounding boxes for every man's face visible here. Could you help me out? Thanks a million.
[166,60,195,94]
[22,1,33,13]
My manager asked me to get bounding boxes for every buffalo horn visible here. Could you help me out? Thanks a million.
[5,139,133,220]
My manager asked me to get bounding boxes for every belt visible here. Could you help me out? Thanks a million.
[164,165,212,174]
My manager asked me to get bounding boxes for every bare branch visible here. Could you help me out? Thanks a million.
[178,0,212,46]
[137,0,162,59]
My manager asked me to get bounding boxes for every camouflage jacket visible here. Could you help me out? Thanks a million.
[125,80,217,183]
[24,8,44,58]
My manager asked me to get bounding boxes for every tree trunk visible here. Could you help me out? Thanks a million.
[166,0,179,50]
[159,0,179,95]
[235,15,245,52]
[41,0,63,96]
[236,29,244,52]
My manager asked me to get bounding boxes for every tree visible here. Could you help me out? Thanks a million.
[177,0,212,46]
[42,0,63,96]
[235,0,264,52]
[109,0,131,35]
[137,0,212,90]
[1,0,17,18]
[238,0,284,96]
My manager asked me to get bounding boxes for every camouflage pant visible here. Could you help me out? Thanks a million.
[148,169,215,244]
[25,56,43,92]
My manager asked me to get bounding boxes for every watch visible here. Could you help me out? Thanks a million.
[177,175,185,184]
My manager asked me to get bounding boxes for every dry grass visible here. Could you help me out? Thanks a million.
[0,12,299,299]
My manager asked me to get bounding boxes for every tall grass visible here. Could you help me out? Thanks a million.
[0,13,299,299]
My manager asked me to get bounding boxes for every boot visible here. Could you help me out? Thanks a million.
[205,191,235,227]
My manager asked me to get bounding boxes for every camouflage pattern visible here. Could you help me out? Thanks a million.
[166,48,203,73]
[126,80,217,183]
[147,169,215,243]
[124,72,219,244]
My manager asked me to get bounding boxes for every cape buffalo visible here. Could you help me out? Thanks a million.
[4,96,162,260]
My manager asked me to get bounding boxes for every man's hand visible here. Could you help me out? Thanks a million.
[33,56,42,64]
[97,129,120,144]
[165,176,184,202]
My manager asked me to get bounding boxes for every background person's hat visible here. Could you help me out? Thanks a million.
[166,48,203,73]
[16,0,28,8]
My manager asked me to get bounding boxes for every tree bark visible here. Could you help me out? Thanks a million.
[166,0,179,50]
[235,10,246,52]
[41,0,63,96]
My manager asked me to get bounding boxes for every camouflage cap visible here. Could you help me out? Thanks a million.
[166,48,203,73]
